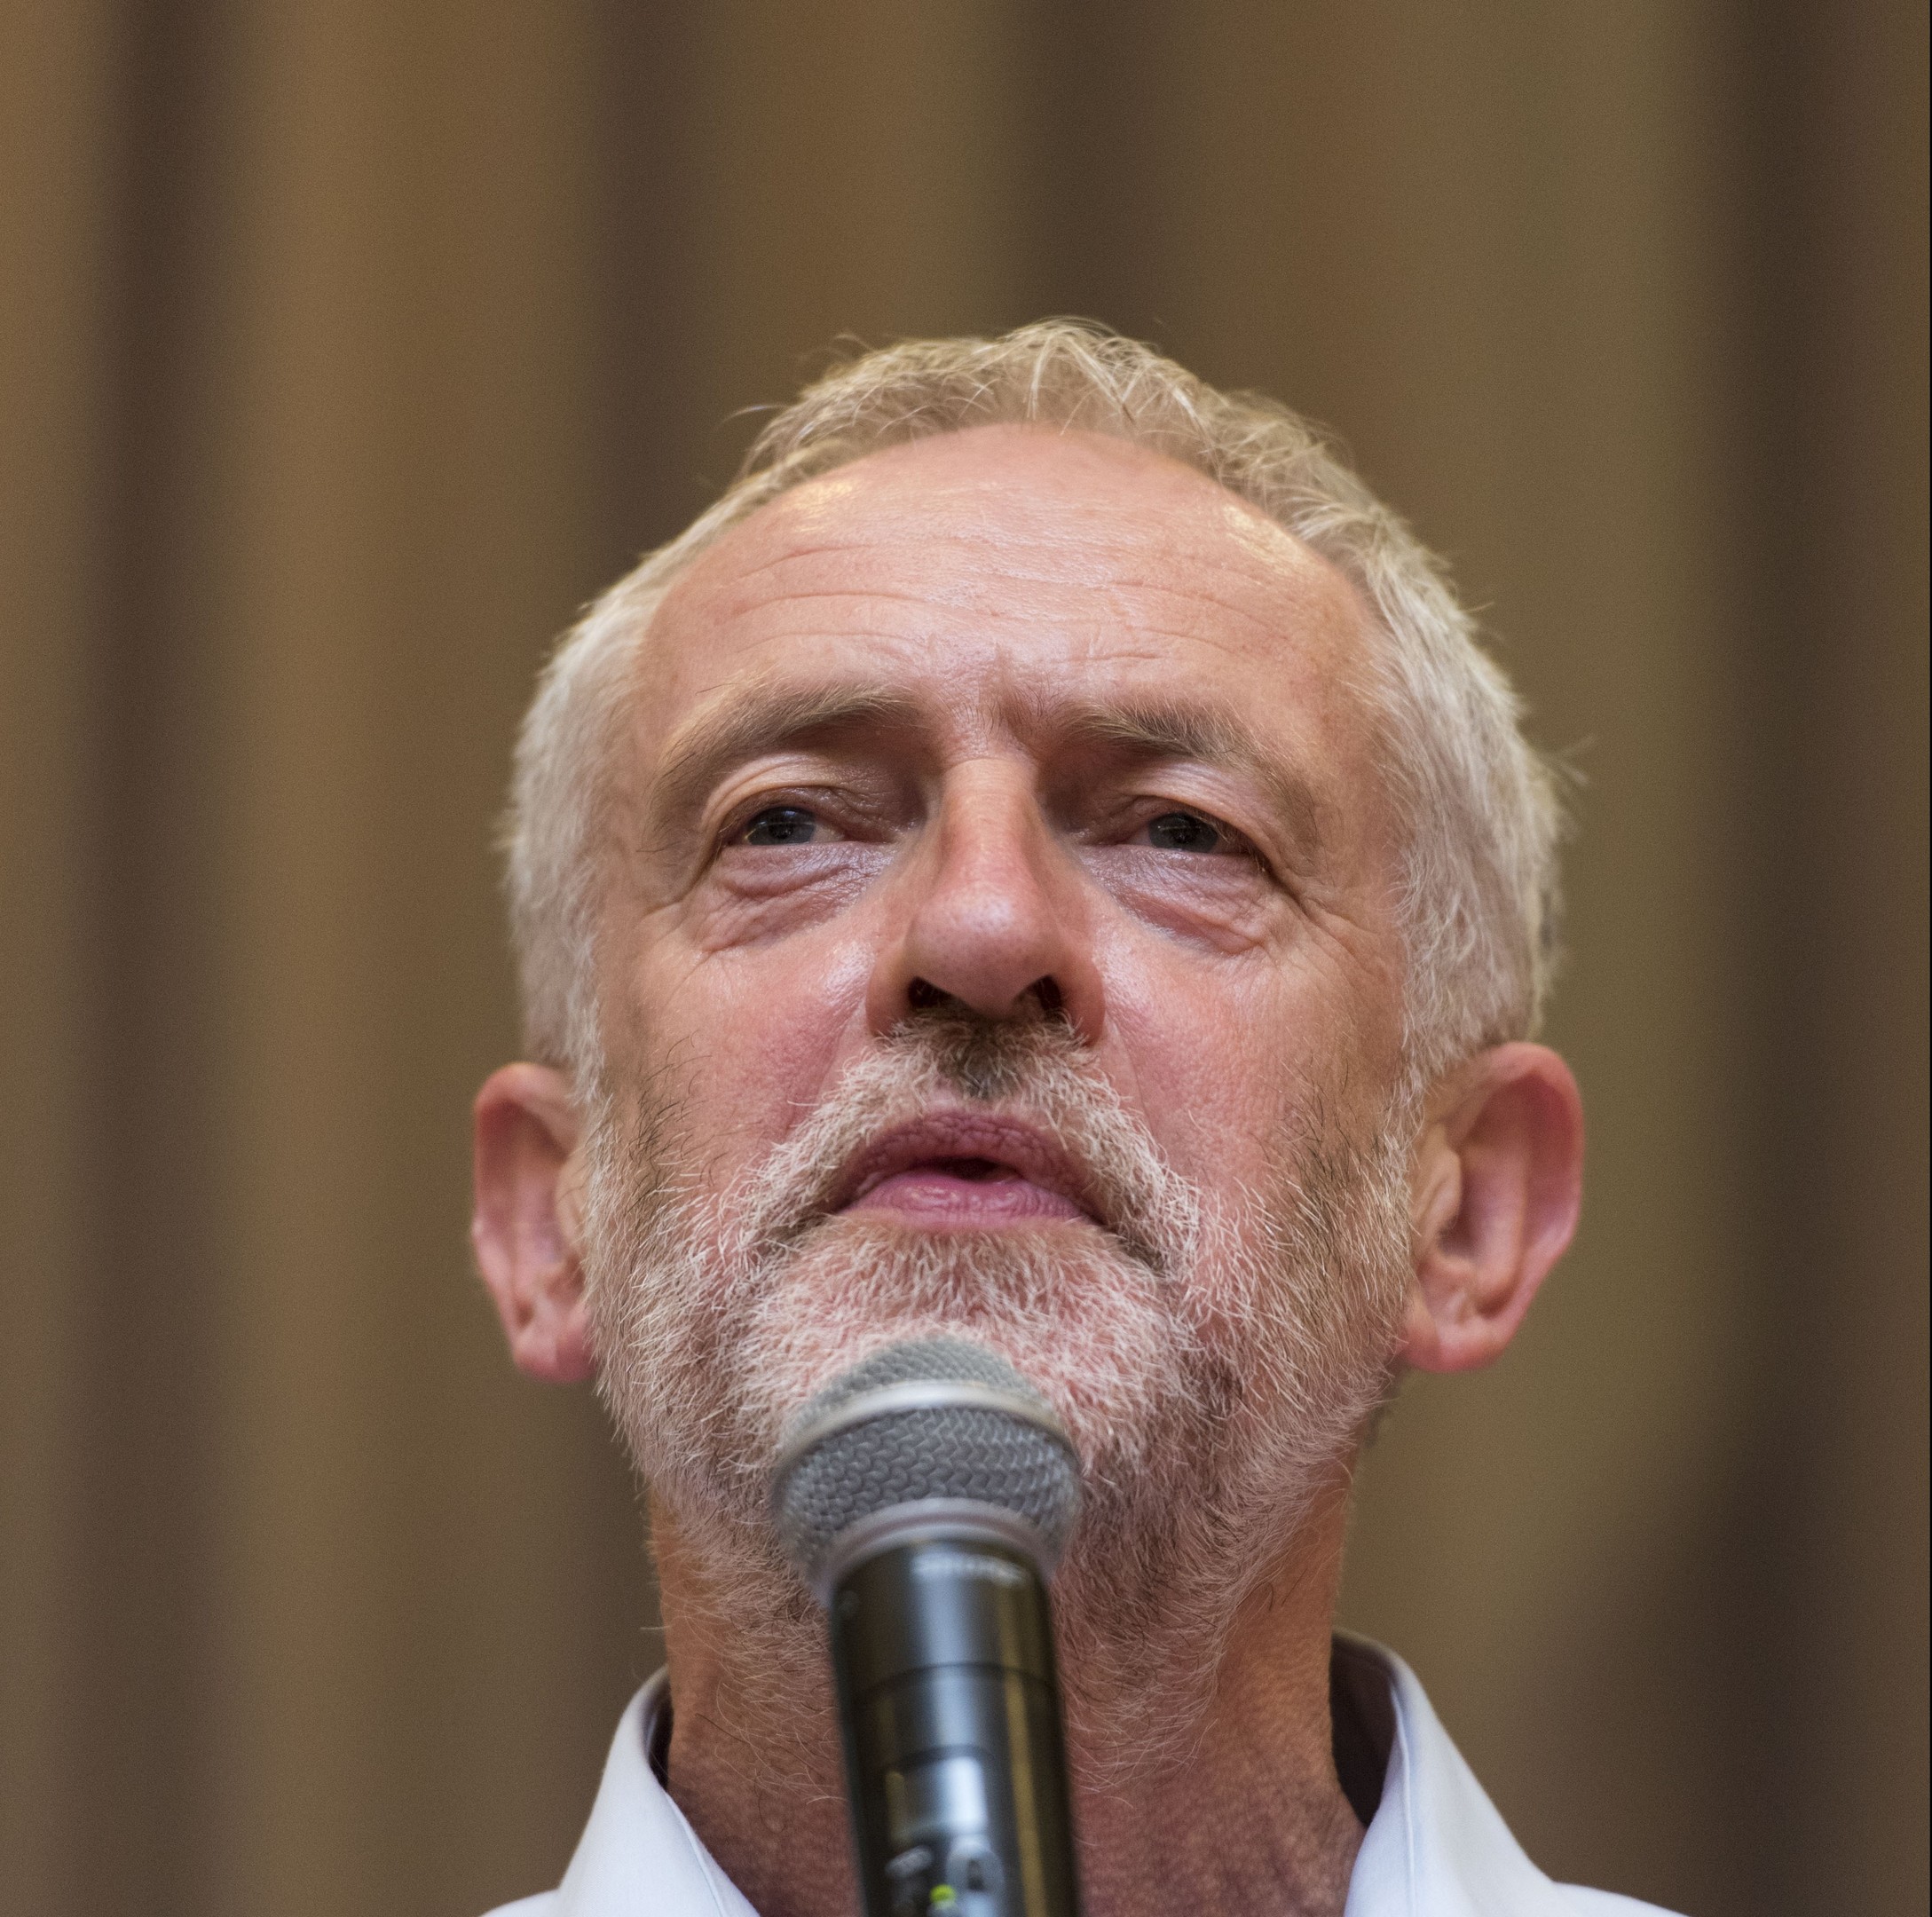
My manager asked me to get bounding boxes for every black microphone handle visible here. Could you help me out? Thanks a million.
[828,1524,1082,1917]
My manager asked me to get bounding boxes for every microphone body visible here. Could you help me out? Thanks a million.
[770,1340,1086,1917]
[830,1523,1076,1917]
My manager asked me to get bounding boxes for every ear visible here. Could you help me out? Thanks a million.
[1400,1042,1584,1374]
[471,1062,595,1384]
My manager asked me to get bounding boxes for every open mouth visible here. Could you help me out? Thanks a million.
[832,1114,1097,1227]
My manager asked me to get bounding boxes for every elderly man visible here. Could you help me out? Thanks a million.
[471,324,1670,1916]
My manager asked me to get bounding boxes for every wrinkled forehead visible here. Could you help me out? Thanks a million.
[627,424,1384,778]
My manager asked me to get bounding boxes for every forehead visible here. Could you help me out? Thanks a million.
[633,424,1376,766]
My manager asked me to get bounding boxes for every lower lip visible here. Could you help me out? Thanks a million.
[844,1169,1089,1225]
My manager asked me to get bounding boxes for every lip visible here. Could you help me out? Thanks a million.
[828,1112,1100,1226]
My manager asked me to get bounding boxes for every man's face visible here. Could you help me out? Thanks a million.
[584,425,1415,1581]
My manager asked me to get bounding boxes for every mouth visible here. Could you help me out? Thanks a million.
[828,1112,1099,1228]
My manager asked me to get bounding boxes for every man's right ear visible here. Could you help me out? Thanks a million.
[471,1062,595,1384]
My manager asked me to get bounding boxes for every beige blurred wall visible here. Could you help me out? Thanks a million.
[3,5,1924,1915]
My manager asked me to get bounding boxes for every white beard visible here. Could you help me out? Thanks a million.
[581,1013,1413,1780]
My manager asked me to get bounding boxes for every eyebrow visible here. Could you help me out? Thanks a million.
[1052,697,1330,849]
[649,682,923,829]
[647,679,1329,854]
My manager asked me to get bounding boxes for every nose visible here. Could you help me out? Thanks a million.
[865,764,1106,1042]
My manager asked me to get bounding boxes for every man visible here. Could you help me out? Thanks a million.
[470,323,1674,1915]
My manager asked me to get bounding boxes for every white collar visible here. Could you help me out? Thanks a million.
[489,1637,1675,1916]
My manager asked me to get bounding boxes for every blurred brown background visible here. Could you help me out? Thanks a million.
[3,4,1924,1914]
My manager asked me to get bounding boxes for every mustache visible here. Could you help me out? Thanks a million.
[723,1011,1200,1275]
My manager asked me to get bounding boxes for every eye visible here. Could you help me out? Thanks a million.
[1142,809,1227,853]
[738,804,833,847]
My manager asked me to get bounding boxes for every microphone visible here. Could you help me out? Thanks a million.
[771,1338,1084,1917]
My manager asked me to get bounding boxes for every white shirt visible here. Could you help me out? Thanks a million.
[485,1637,1679,1916]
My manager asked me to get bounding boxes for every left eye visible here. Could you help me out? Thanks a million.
[739,805,828,846]
[1143,810,1226,853]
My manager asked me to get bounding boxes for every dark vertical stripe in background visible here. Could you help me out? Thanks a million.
[2,4,1923,1914]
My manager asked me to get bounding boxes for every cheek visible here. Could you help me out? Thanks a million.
[620,922,874,1178]
[1098,932,1399,1187]
[1102,961,1301,1178]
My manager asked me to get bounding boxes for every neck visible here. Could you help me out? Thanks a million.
[649,1487,1365,1917]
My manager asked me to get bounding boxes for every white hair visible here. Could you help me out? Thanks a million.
[504,321,1565,1093]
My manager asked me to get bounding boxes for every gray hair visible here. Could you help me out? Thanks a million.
[504,321,1565,1095]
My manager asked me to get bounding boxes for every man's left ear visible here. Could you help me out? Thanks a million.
[1400,1041,1583,1374]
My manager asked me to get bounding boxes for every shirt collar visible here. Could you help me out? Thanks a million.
[1333,1635,1608,1916]
[548,1671,756,1917]
[526,1637,1667,1917]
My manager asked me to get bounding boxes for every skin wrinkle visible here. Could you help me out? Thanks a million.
[647,685,1346,940]
[649,684,923,851]
[1049,700,1335,863]
[670,449,1354,645]
[716,561,1325,643]
[700,581,1332,656]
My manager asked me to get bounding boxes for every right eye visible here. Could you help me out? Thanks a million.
[737,805,833,846]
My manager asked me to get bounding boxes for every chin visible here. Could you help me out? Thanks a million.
[729,1211,1204,1475]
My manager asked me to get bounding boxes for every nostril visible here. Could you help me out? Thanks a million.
[901,974,1071,1023]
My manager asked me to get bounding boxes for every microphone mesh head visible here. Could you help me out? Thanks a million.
[771,1338,1082,1588]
